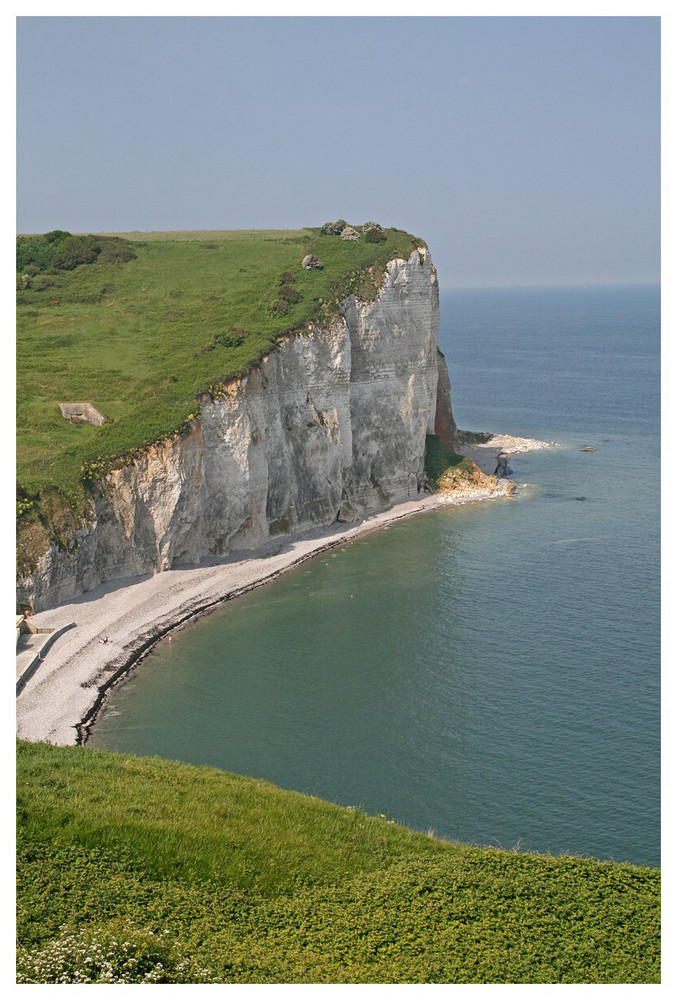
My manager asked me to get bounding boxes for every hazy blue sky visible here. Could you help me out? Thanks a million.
[16,16,660,287]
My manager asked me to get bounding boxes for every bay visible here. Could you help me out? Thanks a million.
[89,284,660,868]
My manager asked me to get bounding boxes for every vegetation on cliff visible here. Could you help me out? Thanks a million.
[16,225,424,569]
[424,433,496,492]
[16,740,660,984]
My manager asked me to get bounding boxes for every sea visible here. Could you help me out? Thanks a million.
[89,284,661,869]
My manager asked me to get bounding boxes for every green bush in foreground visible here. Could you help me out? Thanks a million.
[16,740,660,984]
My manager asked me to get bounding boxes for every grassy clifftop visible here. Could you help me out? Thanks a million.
[16,740,659,984]
[16,224,423,562]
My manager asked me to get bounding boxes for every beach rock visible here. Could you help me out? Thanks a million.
[18,249,447,611]
[337,489,358,523]
[495,454,511,477]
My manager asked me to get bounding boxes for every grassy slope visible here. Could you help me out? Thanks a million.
[424,433,486,486]
[17,741,660,984]
[17,227,420,502]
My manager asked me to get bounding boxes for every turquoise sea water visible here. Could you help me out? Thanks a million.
[89,285,660,868]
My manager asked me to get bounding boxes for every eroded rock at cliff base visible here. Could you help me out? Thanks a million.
[434,347,458,450]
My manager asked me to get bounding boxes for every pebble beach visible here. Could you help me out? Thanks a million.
[16,434,550,746]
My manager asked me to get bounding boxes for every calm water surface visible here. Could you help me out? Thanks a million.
[90,285,660,868]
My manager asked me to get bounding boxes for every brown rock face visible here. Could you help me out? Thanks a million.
[434,347,458,450]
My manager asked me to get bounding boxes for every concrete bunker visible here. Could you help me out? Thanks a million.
[58,402,106,426]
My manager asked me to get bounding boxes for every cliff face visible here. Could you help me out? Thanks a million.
[18,248,457,611]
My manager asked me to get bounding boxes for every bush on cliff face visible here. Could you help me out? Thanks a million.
[424,434,487,492]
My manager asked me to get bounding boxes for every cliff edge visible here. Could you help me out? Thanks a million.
[18,248,458,611]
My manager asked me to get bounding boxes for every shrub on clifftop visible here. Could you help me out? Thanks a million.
[279,284,299,303]
[320,219,348,235]
[213,329,245,348]
[16,232,136,274]
[364,225,387,243]
[268,298,289,315]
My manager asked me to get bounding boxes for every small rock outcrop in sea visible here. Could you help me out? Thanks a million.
[494,453,511,477]
[581,445,597,452]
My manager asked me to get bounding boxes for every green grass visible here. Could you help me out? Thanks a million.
[424,433,480,488]
[16,225,423,560]
[16,740,660,984]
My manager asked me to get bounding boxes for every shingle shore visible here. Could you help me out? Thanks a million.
[16,436,551,746]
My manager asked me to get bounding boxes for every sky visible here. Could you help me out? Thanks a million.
[16,14,660,287]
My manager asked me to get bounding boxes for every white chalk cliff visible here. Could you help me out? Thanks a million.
[18,248,457,611]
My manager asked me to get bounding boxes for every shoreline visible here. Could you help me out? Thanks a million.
[16,434,552,747]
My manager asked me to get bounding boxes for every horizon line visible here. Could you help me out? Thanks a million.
[439,280,660,291]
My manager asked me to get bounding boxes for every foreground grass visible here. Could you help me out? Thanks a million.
[16,740,660,984]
